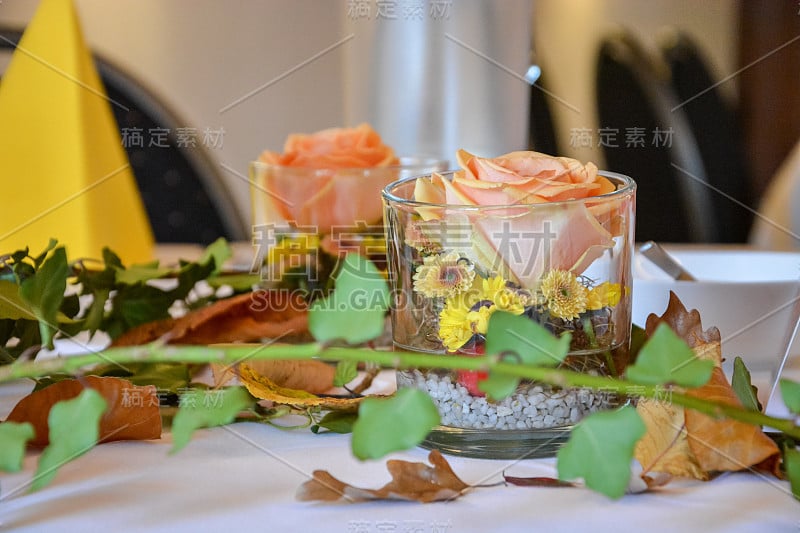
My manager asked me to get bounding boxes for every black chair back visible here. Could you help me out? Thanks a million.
[660,29,754,243]
[528,69,559,155]
[595,30,715,242]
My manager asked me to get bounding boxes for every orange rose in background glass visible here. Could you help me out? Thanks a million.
[413,149,621,286]
[255,123,399,235]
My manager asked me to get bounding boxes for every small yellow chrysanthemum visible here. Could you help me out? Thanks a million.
[466,305,494,336]
[413,252,476,298]
[437,274,528,351]
[438,293,475,351]
[481,276,526,314]
[586,282,622,310]
[540,269,588,319]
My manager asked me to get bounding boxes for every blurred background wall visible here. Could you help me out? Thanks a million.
[0,0,797,243]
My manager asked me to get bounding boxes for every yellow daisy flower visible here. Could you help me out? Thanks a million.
[586,282,622,310]
[438,292,475,351]
[437,274,528,351]
[481,276,526,314]
[413,252,476,298]
[466,305,494,336]
[540,270,588,319]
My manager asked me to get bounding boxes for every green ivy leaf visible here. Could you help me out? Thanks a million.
[113,263,171,285]
[785,446,800,500]
[19,247,69,349]
[333,360,358,387]
[32,388,107,491]
[170,386,254,454]
[780,379,800,415]
[207,273,260,292]
[0,422,35,472]
[557,406,646,499]
[309,254,390,344]
[480,311,571,399]
[311,411,357,434]
[732,357,761,412]
[351,388,439,460]
[94,362,191,392]
[628,324,648,365]
[102,284,176,339]
[624,323,713,387]
[198,237,232,276]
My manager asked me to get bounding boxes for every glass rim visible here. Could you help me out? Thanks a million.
[250,156,449,174]
[381,170,636,209]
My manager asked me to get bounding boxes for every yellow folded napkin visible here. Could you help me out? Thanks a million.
[0,0,153,262]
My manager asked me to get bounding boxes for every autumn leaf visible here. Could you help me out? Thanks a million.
[638,293,781,479]
[238,363,367,411]
[5,376,161,445]
[634,398,706,480]
[645,291,722,353]
[112,291,309,346]
[503,475,575,488]
[296,450,469,503]
[212,357,335,394]
[685,367,780,474]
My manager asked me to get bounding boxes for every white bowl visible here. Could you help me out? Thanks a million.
[632,247,800,373]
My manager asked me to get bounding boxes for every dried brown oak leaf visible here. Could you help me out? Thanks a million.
[636,292,780,479]
[5,376,161,446]
[685,367,781,475]
[112,291,309,346]
[644,291,722,353]
[297,450,469,503]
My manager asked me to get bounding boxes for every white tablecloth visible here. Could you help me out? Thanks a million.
[1,374,799,533]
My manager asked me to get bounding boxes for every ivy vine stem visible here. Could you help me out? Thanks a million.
[1,342,798,439]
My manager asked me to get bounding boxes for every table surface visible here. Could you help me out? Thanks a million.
[1,368,800,533]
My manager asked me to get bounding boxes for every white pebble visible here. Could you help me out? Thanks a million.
[496,406,513,417]
[397,371,615,432]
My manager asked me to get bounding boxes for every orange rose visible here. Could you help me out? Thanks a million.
[259,123,398,169]
[255,124,399,234]
[414,150,621,286]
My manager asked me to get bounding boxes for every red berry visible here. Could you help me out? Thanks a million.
[456,370,488,397]
[453,337,487,396]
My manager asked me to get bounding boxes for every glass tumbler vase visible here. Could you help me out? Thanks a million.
[382,171,636,459]
[249,157,447,293]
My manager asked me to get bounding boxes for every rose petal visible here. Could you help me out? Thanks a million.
[472,202,614,286]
